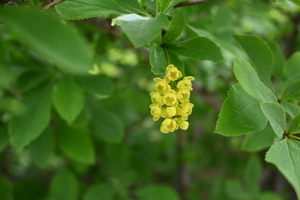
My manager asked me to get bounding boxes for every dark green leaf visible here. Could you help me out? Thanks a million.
[280,80,300,101]
[163,12,185,44]
[243,155,261,197]
[260,102,286,137]
[225,179,245,199]
[135,185,180,200]
[89,107,124,143]
[215,84,268,136]
[9,83,52,151]
[283,52,300,82]
[288,113,300,133]
[0,175,11,200]
[57,123,95,164]
[28,127,55,169]
[15,70,51,93]
[241,124,276,152]
[233,58,277,102]
[150,46,168,75]
[233,35,273,88]
[49,169,79,200]
[75,75,115,96]
[53,77,84,124]
[280,101,300,118]
[259,192,283,200]
[0,126,9,153]
[268,41,285,79]
[55,0,127,20]
[83,184,114,200]
[117,13,169,48]
[0,7,93,74]
[265,139,300,199]
[168,37,223,63]
[167,50,185,77]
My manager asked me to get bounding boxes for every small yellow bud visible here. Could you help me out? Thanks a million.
[177,76,195,90]
[165,64,182,83]
[150,92,162,105]
[166,106,177,117]
[179,120,189,130]
[150,104,161,121]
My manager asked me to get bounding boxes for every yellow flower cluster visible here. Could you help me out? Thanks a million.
[150,64,195,133]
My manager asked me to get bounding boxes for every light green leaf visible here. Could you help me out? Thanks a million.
[115,0,148,16]
[241,124,276,152]
[83,184,114,200]
[53,77,84,124]
[163,12,185,44]
[0,126,9,153]
[9,83,52,152]
[0,7,93,74]
[233,58,277,102]
[75,75,115,96]
[117,13,169,48]
[268,41,285,79]
[233,35,273,88]
[135,185,180,200]
[280,101,300,118]
[283,52,300,82]
[28,127,55,169]
[215,84,268,136]
[159,0,184,12]
[243,155,261,197]
[49,169,79,200]
[289,0,300,6]
[288,113,300,133]
[55,0,127,20]
[57,123,95,164]
[260,102,286,137]
[150,46,168,75]
[89,107,124,143]
[280,80,300,100]
[265,139,300,199]
[168,37,223,63]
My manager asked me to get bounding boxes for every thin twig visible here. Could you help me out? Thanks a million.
[175,0,215,8]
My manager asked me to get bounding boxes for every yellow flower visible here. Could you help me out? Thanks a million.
[179,120,189,130]
[166,106,177,118]
[150,92,162,105]
[160,118,178,133]
[179,103,194,119]
[176,89,190,103]
[162,90,178,107]
[150,104,161,121]
[177,76,195,90]
[165,64,182,83]
[154,77,170,94]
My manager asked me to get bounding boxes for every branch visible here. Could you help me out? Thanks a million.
[175,0,215,8]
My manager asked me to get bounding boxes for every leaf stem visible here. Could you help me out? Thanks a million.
[174,0,215,8]
[289,135,300,141]
[163,47,170,64]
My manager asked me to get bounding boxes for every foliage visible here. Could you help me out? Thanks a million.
[0,0,300,199]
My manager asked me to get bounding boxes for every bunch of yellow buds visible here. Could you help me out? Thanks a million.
[150,64,195,133]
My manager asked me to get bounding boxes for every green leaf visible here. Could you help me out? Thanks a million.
[117,13,169,48]
[83,184,114,200]
[115,0,148,16]
[233,35,273,88]
[280,80,300,100]
[280,101,300,118]
[0,175,11,200]
[57,123,95,164]
[163,12,185,44]
[28,127,55,169]
[268,41,285,79]
[265,139,300,199]
[167,37,223,63]
[0,126,9,153]
[260,102,286,137]
[75,75,115,96]
[259,192,283,200]
[135,185,180,200]
[49,169,79,200]
[0,7,93,74]
[288,113,300,133]
[89,106,124,143]
[9,83,52,152]
[53,77,84,124]
[55,0,127,20]
[150,46,168,75]
[215,84,268,136]
[225,179,245,199]
[241,124,276,152]
[243,155,261,197]
[159,0,184,12]
[233,58,277,103]
[283,52,300,82]
[167,50,185,77]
